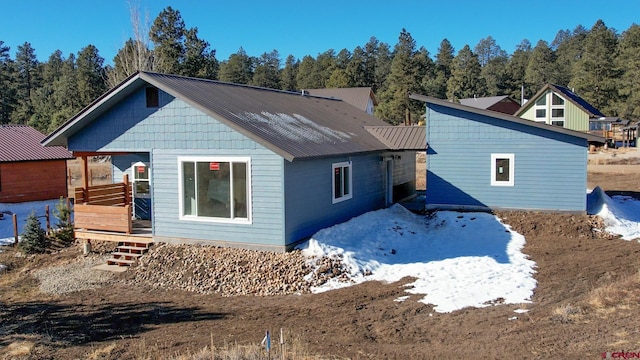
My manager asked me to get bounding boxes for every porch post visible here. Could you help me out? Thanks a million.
[80,155,89,203]
[123,174,131,206]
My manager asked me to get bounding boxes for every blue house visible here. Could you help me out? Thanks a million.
[410,94,603,213]
[43,72,424,251]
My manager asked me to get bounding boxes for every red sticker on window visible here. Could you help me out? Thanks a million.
[210,162,220,171]
[137,166,145,173]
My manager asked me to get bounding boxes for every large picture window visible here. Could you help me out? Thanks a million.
[332,162,352,204]
[491,154,515,187]
[179,157,250,222]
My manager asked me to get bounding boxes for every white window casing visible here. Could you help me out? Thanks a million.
[491,153,515,187]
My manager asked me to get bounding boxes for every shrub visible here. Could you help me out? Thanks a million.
[50,197,74,245]
[18,211,49,254]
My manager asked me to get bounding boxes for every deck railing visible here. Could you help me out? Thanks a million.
[73,175,133,234]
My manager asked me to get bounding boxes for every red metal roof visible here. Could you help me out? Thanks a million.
[0,125,73,162]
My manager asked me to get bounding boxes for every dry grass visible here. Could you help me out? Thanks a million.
[586,271,640,312]
[86,343,118,360]
[1,341,35,358]
[550,304,584,323]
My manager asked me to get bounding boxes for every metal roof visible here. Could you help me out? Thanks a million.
[409,93,606,143]
[306,87,378,112]
[515,84,605,118]
[45,72,401,161]
[460,95,513,110]
[365,126,426,150]
[0,125,73,162]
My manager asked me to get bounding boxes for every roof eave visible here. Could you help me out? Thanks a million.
[410,93,605,144]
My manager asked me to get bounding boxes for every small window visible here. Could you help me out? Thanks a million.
[551,108,564,118]
[332,162,352,204]
[491,154,514,187]
[535,109,546,118]
[535,97,546,106]
[146,87,159,108]
[551,120,565,127]
[552,94,564,105]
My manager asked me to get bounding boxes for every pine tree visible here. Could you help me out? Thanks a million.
[616,24,640,120]
[218,48,254,84]
[50,198,74,245]
[446,45,486,101]
[11,42,41,125]
[524,40,557,93]
[570,20,620,116]
[150,6,186,74]
[504,40,531,101]
[375,29,425,124]
[425,39,455,99]
[295,55,320,89]
[0,41,16,124]
[76,45,107,107]
[18,211,49,254]
[553,25,587,86]
[280,54,298,91]
[252,50,281,88]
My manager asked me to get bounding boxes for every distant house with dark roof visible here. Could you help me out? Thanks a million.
[410,93,604,213]
[306,87,378,114]
[515,84,605,132]
[0,125,73,203]
[459,95,520,115]
[43,72,424,251]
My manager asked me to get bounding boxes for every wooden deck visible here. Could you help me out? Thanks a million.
[75,220,152,243]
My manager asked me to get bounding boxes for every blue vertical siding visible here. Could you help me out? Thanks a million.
[284,153,386,245]
[425,104,587,212]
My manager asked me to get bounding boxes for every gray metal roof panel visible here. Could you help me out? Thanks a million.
[1,125,73,162]
[365,126,426,150]
[44,72,391,161]
[459,96,510,109]
[306,87,378,111]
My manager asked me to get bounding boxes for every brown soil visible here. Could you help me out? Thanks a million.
[2,159,640,359]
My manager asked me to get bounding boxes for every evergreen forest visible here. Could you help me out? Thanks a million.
[1,6,639,133]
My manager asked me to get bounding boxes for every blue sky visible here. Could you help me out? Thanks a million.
[3,1,639,65]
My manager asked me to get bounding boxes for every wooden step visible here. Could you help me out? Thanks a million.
[107,257,136,266]
[119,241,152,248]
[111,251,143,259]
[116,245,149,254]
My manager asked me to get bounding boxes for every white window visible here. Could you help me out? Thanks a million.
[178,157,251,223]
[132,162,150,198]
[534,96,546,121]
[332,161,352,204]
[550,93,565,127]
[491,154,514,187]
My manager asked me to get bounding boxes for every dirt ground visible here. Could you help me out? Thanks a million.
[2,152,640,359]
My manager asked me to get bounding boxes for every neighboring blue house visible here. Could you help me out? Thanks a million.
[410,94,604,213]
[43,72,424,251]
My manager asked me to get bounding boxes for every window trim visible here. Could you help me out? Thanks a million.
[177,156,252,224]
[332,161,353,204]
[490,153,515,187]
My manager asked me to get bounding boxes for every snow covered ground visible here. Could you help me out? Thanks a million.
[300,190,640,313]
[2,189,638,314]
[0,198,64,245]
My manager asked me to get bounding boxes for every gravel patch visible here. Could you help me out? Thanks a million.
[125,243,349,296]
[32,254,115,295]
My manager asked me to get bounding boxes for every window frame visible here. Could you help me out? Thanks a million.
[490,153,515,187]
[550,93,565,127]
[177,156,252,224]
[332,161,353,204]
